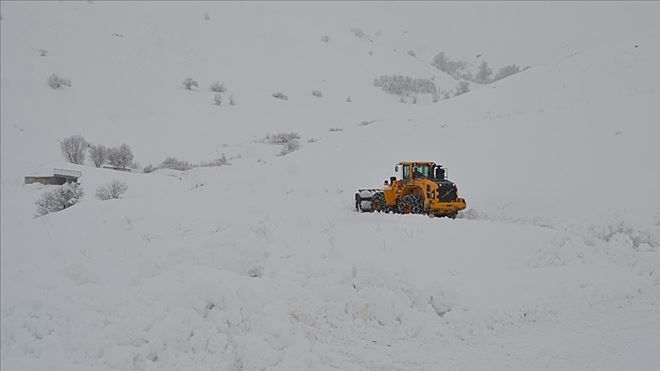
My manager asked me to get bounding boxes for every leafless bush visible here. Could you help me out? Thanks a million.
[48,74,71,89]
[272,92,288,101]
[407,50,416,57]
[107,144,133,169]
[279,139,300,156]
[160,156,192,171]
[182,78,199,90]
[88,144,108,167]
[307,137,319,143]
[434,51,522,85]
[475,61,493,84]
[493,65,521,82]
[329,128,343,132]
[229,94,235,105]
[321,35,330,43]
[39,48,48,57]
[374,75,437,96]
[95,180,128,200]
[210,81,226,93]
[346,96,352,102]
[455,81,470,96]
[197,154,229,167]
[35,182,83,216]
[213,93,222,106]
[312,90,322,98]
[60,135,87,164]
[431,52,469,79]
[203,12,210,21]
[264,132,300,145]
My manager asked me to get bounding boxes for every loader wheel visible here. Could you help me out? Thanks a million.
[447,212,458,219]
[399,195,423,214]
[370,192,387,213]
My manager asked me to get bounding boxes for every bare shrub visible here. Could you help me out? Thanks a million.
[312,90,322,98]
[182,78,198,90]
[432,52,463,76]
[279,140,300,156]
[475,61,493,84]
[329,127,343,132]
[203,12,210,21]
[95,180,128,200]
[35,182,83,217]
[197,154,229,167]
[39,48,48,57]
[320,35,330,43]
[434,51,523,85]
[307,137,319,143]
[272,92,288,101]
[88,144,108,167]
[60,135,88,164]
[210,81,226,93]
[264,132,300,145]
[407,50,416,57]
[345,96,352,102]
[213,93,222,106]
[48,74,71,89]
[229,94,235,105]
[107,144,133,169]
[374,75,437,96]
[431,52,471,80]
[455,81,470,96]
[493,65,521,82]
[160,157,192,171]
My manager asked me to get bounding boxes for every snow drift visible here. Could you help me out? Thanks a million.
[2,2,660,370]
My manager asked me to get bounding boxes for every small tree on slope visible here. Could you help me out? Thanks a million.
[60,135,88,164]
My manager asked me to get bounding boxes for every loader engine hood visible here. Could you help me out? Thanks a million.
[434,179,459,202]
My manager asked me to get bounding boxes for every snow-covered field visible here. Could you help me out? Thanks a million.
[2,2,660,370]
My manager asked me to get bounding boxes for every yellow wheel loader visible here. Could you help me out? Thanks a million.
[355,162,467,218]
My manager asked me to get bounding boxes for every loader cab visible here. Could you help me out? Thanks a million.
[397,162,432,183]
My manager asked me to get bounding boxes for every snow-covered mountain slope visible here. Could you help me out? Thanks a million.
[2,2,660,370]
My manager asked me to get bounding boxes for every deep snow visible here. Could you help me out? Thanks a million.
[2,2,660,370]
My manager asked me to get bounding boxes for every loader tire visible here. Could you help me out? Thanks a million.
[399,195,423,214]
[370,192,387,213]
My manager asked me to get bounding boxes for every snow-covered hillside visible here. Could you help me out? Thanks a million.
[2,2,660,370]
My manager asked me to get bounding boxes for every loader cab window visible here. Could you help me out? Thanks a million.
[412,164,430,179]
[402,164,411,181]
